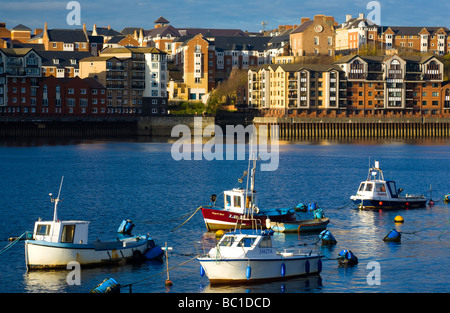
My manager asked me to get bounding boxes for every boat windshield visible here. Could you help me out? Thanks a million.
[219,235,236,247]
[238,236,256,248]
[359,183,365,191]
[259,236,272,248]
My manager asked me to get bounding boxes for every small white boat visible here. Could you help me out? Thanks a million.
[197,226,323,284]
[25,178,162,270]
[350,161,427,210]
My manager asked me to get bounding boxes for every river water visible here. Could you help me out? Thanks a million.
[0,138,449,293]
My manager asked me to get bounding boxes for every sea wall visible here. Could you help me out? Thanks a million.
[253,117,450,139]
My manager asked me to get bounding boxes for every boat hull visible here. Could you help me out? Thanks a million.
[270,218,330,233]
[25,236,152,270]
[351,198,427,210]
[201,207,297,231]
[198,255,322,284]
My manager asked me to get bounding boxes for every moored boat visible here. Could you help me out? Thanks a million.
[270,218,330,233]
[25,178,163,270]
[200,157,297,231]
[350,161,427,210]
[197,227,323,284]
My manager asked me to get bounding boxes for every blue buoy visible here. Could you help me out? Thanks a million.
[90,278,120,293]
[246,265,252,280]
[319,230,337,245]
[200,265,205,277]
[143,246,163,260]
[305,260,310,274]
[383,229,401,242]
[338,249,358,266]
[281,263,286,277]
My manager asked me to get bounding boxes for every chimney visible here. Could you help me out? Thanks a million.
[359,13,365,19]
[133,30,138,40]
[34,28,43,36]
[346,15,352,22]
[83,23,86,32]
[108,25,111,30]
[44,22,48,32]
[93,24,97,36]
[300,17,310,24]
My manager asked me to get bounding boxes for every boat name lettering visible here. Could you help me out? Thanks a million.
[259,249,273,254]
[211,212,225,216]
[228,214,240,219]
[376,192,386,196]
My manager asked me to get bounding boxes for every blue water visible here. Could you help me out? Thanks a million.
[0,138,449,293]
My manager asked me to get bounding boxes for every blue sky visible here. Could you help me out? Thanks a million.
[1,0,449,33]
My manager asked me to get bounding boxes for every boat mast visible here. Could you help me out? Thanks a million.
[51,176,64,222]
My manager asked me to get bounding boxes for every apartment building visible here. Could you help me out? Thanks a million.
[290,15,337,57]
[0,48,41,112]
[172,34,271,101]
[37,51,92,78]
[378,26,450,55]
[80,46,168,115]
[248,54,447,117]
[335,13,379,53]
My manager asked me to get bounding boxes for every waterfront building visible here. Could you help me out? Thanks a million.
[37,51,92,78]
[0,47,42,112]
[80,46,168,115]
[10,24,32,43]
[172,34,271,101]
[248,54,447,117]
[335,13,379,54]
[290,15,337,57]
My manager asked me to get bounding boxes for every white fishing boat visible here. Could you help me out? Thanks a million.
[25,177,163,270]
[197,225,323,284]
[350,161,427,210]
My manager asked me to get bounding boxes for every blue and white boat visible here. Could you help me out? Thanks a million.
[25,178,163,270]
[350,161,427,210]
[197,226,323,284]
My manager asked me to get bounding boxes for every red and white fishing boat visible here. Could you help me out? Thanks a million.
[200,157,297,231]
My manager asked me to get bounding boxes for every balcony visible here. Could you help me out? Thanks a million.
[131,83,145,90]
[107,65,126,71]
[348,72,367,80]
[106,74,125,80]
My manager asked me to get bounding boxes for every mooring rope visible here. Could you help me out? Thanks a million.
[0,232,27,256]
[171,206,203,232]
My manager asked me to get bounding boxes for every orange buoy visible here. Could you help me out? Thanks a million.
[394,215,404,223]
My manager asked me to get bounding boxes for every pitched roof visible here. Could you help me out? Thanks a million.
[121,27,144,35]
[176,28,248,37]
[212,36,271,52]
[47,29,88,43]
[380,26,450,36]
[154,16,170,24]
[144,25,181,38]
[36,50,93,68]
[290,20,314,34]
[11,24,31,31]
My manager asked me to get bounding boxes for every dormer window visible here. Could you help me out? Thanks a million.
[70,59,77,65]
[53,58,59,65]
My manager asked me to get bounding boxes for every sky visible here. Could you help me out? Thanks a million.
[1,0,449,33]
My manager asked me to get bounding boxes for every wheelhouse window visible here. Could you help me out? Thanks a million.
[259,236,272,248]
[233,196,242,208]
[219,235,236,247]
[239,237,256,247]
[61,225,75,243]
[359,183,366,191]
[365,183,373,191]
[36,224,51,236]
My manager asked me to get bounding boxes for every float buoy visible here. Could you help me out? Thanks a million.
[281,263,286,277]
[338,249,358,266]
[319,230,337,245]
[394,215,404,223]
[165,279,173,286]
[200,265,205,277]
[246,265,252,279]
[90,278,120,293]
[215,230,224,238]
[383,229,401,242]
[305,260,310,274]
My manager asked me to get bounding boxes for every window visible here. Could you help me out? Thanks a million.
[365,183,373,191]
[61,225,75,243]
[259,236,272,248]
[314,37,319,45]
[36,224,51,236]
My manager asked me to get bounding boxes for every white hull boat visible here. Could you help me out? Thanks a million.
[350,161,427,210]
[197,228,322,284]
[25,178,163,270]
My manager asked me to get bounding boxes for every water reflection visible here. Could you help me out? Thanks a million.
[201,275,323,293]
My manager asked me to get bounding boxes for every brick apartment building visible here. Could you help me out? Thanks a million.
[290,15,337,57]
[248,54,450,118]
[80,46,168,115]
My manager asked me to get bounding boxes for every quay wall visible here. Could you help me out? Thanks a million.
[0,116,216,139]
[253,117,450,139]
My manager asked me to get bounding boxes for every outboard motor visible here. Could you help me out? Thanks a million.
[117,219,135,235]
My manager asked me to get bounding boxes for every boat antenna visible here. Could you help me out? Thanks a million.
[50,176,64,222]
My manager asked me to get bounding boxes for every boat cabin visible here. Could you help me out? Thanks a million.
[33,220,89,244]
[212,230,273,258]
[223,188,257,214]
[357,180,399,199]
